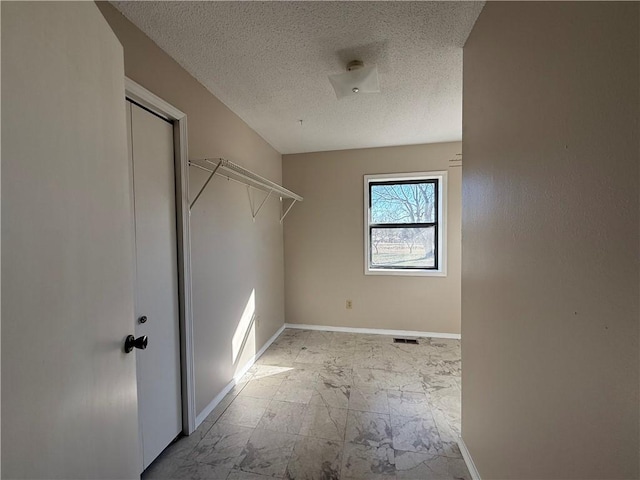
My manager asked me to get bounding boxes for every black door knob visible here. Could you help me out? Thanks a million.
[124,335,148,353]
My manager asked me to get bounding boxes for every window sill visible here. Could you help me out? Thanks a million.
[365,268,447,277]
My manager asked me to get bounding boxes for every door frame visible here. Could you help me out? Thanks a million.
[125,77,197,435]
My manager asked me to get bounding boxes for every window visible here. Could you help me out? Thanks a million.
[364,172,446,276]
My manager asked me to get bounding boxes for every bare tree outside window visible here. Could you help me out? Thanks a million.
[368,179,439,270]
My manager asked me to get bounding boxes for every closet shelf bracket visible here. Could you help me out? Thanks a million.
[247,186,273,221]
[190,159,222,209]
[280,199,297,224]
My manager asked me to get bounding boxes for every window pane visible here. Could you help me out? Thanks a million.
[370,227,435,268]
[370,182,436,224]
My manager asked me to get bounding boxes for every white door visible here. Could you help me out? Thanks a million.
[127,101,183,470]
[2,3,140,478]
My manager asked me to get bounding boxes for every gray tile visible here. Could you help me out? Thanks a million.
[387,391,431,417]
[315,365,353,387]
[272,330,310,349]
[172,460,231,480]
[309,381,350,409]
[430,393,461,431]
[284,365,321,384]
[299,404,347,442]
[295,347,332,365]
[322,351,355,368]
[330,333,359,349]
[447,457,472,480]
[421,358,461,377]
[431,409,462,459]
[325,342,357,355]
[239,377,285,400]
[384,342,429,358]
[349,386,389,414]
[302,331,335,347]
[202,393,239,427]
[391,414,444,454]
[190,422,253,468]
[158,330,461,480]
[226,468,275,479]
[285,436,343,480]
[427,338,460,350]
[235,428,297,477]
[353,369,424,393]
[142,452,185,480]
[345,410,393,447]
[227,379,251,399]
[218,396,271,428]
[142,421,214,479]
[394,450,452,479]
[355,334,394,347]
[384,357,417,374]
[248,364,295,381]
[352,346,390,370]
[256,400,307,434]
[432,349,460,363]
[341,442,396,479]
[274,379,315,404]
[381,345,420,373]
[453,377,462,390]
[379,371,426,393]
[419,374,460,396]
[257,346,299,366]
[352,367,384,390]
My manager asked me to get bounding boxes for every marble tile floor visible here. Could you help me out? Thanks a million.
[142,329,468,480]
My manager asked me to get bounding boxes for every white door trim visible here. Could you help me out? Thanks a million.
[125,77,197,435]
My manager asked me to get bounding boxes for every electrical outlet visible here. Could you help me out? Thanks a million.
[346,300,353,309]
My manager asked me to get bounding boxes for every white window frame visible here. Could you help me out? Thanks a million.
[364,171,447,277]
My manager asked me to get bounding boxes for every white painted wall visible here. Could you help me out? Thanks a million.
[462,2,639,478]
[283,142,461,334]
[2,3,139,477]
[98,3,285,417]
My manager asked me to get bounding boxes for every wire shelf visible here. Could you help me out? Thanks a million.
[188,158,303,222]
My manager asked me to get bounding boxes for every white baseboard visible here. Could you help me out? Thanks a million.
[194,374,236,429]
[194,323,286,427]
[284,323,461,340]
[458,437,481,480]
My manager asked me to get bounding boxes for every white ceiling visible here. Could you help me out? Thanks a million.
[112,1,485,154]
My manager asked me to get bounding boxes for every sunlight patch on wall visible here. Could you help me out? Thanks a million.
[232,289,256,364]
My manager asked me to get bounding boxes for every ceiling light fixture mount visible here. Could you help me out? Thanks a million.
[329,60,380,99]
[347,60,364,71]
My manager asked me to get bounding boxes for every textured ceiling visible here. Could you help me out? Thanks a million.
[112,1,485,154]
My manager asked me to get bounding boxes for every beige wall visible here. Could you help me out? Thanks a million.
[98,4,285,416]
[462,2,639,479]
[283,143,461,334]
